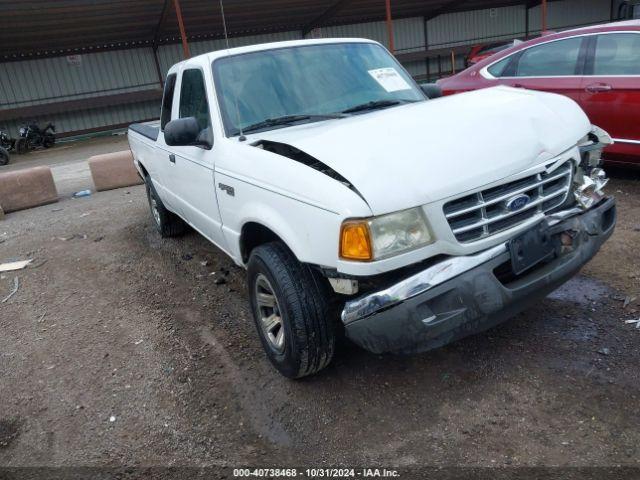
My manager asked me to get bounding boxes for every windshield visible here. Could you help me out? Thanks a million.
[212,42,424,136]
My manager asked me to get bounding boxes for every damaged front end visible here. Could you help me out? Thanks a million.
[340,125,617,354]
[341,198,616,354]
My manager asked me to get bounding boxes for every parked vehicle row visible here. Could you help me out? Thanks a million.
[0,122,57,165]
[129,38,616,378]
[439,20,640,166]
[15,122,56,154]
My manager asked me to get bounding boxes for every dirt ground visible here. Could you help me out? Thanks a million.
[0,141,639,473]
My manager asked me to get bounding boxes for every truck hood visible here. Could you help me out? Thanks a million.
[252,86,590,215]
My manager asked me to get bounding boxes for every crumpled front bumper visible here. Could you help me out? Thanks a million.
[341,198,616,354]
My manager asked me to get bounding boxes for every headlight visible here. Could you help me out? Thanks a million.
[340,207,433,261]
[574,168,609,209]
[574,125,612,210]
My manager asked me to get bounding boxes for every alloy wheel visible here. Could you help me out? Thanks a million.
[254,274,285,353]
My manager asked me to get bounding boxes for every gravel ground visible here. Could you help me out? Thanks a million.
[0,161,639,472]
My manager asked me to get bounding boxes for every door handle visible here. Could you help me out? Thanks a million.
[169,154,176,163]
[585,83,612,93]
[513,83,525,88]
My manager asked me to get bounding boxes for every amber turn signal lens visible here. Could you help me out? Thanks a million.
[340,221,373,261]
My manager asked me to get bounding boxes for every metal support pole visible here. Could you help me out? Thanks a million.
[385,0,395,53]
[173,0,191,59]
[153,47,164,88]
[541,0,548,32]
[424,17,430,81]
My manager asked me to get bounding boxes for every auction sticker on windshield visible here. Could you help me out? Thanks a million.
[368,68,411,92]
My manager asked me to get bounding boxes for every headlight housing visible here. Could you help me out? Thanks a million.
[577,125,612,170]
[574,168,609,209]
[340,207,433,261]
[574,125,612,210]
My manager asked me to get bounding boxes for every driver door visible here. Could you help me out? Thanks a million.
[166,67,228,252]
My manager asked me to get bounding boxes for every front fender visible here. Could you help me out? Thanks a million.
[216,174,345,269]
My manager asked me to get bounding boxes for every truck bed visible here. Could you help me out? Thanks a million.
[129,123,160,141]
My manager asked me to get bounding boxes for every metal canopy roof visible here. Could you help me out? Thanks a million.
[2,0,540,60]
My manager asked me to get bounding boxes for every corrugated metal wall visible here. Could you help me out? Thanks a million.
[0,48,158,109]
[0,31,302,137]
[0,0,613,137]
[0,48,161,137]
[1,101,161,141]
[427,5,528,49]
[156,30,302,81]
[528,0,611,34]
[314,17,427,76]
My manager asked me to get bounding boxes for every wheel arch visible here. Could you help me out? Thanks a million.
[240,221,294,264]
[137,161,150,180]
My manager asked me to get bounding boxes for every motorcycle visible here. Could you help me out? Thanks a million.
[0,128,15,150]
[15,122,56,154]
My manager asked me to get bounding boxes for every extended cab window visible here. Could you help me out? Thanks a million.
[593,33,640,75]
[179,69,211,131]
[160,74,177,130]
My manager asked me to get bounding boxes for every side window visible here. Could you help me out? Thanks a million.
[179,69,211,131]
[593,33,640,75]
[160,74,177,131]
[513,37,583,77]
[487,57,511,77]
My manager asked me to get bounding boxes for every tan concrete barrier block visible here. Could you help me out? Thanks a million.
[0,166,59,213]
[88,150,143,192]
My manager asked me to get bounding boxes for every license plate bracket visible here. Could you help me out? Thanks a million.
[508,221,556,275]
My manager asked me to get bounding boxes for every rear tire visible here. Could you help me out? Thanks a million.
[15,138,28,155]
[145,178,187,237]
[43,135,55,148]
[247,242,335,379]
[0,147,9,166]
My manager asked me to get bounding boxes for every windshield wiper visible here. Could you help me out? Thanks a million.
[241,114,344,134]
[341,99,415,114]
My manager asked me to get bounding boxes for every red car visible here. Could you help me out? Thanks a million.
[438,20,640,166]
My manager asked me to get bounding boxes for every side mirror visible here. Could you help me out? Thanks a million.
[164,117,212,149]
[420,83,443,99]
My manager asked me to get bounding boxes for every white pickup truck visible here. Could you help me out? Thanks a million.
[128,38,616,378]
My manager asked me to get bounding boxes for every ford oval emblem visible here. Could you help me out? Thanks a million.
[506,194,530,212]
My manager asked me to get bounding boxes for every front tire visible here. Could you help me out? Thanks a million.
[0,147,9,166]
[145,178,186,237]
[247,242,335,379]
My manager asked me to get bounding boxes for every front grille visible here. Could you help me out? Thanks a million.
[443,160,573,243]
